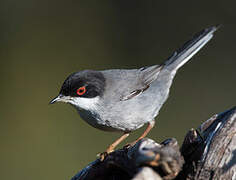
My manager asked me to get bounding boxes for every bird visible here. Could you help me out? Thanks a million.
[50,26,218,160]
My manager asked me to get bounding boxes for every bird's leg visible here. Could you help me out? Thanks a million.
[127,121,155,147]
[99,132,129,161]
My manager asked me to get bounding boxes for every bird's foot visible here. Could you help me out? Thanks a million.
[97,152,108,161]
[123,139,140,149]
[97,133,130,161]
[97,148,114,161]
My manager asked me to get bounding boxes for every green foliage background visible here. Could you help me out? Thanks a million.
[1,1,236,179]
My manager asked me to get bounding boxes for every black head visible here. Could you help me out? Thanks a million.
[59,70,106,98]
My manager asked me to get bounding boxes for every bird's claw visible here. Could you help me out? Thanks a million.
[97,152,108,161]
[123,143,132,149]
[123,140,139,149]
[97,149,114,161]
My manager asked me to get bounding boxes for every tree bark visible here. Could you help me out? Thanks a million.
[71,107,236,180]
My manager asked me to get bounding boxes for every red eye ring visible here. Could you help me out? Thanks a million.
[76,86,86,96]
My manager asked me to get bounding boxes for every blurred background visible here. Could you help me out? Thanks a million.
[1,1,236,179]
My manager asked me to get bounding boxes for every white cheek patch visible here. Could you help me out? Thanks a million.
[69,96,100,111]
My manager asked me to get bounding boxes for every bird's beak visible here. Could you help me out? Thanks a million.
[49,94,63,104]
[50,94,73,104]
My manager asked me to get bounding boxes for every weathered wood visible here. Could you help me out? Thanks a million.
[72,138,184,180]
[178,107,236,179]
[71,107,236,180]
[132,167,162,180]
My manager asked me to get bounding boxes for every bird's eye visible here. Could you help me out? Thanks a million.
[76,86,86,96]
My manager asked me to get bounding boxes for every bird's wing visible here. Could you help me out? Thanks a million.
[120,65,162,101]
[138,65,163,86]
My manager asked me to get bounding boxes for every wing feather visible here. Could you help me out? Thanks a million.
[120,65,162,101]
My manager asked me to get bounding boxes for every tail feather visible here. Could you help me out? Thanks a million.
[163,25,219,71]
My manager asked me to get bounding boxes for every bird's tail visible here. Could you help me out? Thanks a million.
[163,25,219,72]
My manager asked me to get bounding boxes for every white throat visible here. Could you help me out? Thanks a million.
[69,96,100,111]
